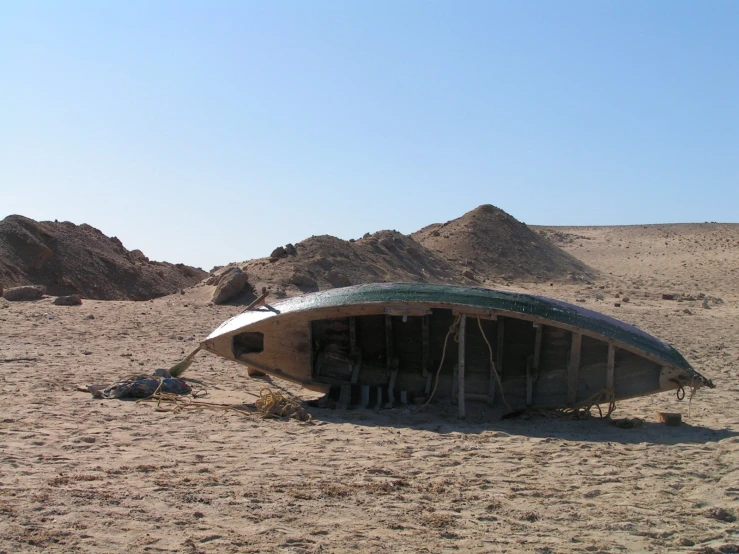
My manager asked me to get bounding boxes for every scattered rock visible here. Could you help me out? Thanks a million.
[661,293,675,300]
[705,507,736,523]
[326,270,351,288]
[462,269,477,281]
[3,285,45,301]
[622,297,630,303]
[702,297,711,309]
[86,314,95,320]
[212,269,249,304]
[290,272,317,288]
[677,538,695,547]
[683,308,693,315]
[270,246,288,259]
[614,302,621,307]
[53,294,82,306]
[284,244,297,256]
[575,298,586,303]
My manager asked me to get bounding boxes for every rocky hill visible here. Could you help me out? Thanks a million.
[412,204,594,283]
[203,205,596,302]
[0,215,207,300]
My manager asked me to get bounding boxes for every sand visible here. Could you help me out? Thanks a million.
[1,224,738,553]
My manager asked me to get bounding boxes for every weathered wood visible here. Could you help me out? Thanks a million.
[421,315,430,377]
[607,343,616,391]
[458,314,466,419]
[568,332,582,405]
[360,385,370,409]
[526,355,534,406]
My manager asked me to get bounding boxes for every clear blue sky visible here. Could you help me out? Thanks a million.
[2,1,737,270]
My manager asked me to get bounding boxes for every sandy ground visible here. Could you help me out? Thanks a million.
[1,225,738,553]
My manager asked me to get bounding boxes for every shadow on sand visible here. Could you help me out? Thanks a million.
[306,406,737,446]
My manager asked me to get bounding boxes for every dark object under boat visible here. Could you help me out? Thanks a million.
[201,283,714,416]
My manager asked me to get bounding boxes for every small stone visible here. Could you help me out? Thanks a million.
[661,293,675,300]
[284,244,297,256]
[86,314,95,320]
[54,294,82,306]
[622,297,630,303]
[677,538,695,547]
[614,302,621,307]
[702,297,710,309]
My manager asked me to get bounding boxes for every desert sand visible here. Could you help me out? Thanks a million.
[1,223,738,553]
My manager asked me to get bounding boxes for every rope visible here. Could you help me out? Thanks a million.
[137,382,312,422]
[476,317,512,413]
[415,315,461,413]
[255,387,312,421]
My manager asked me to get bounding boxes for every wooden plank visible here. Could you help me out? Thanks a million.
[568,332,582,405]
[607,343,616,391]
[526,355,534,406]
[421,315,430,377]
[458,314,466,419]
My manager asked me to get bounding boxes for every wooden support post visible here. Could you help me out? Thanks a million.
[607,343,615,391]
[568,332,582,405]
[458,314,466,419]
[385,315,394,374]
[400,391,408,405]
[421,315,430,377]
[360,385,370,409]
[526,355,534,406]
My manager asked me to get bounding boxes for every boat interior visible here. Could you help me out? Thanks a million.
[296,307,664,412]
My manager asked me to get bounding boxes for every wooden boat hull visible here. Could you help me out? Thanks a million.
[201,283,712,411]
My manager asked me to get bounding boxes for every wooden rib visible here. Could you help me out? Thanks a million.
[526,355,534,406]
[458,314,466,419]
[421,315,430,377]
[607,343,616,391]
[568,332,582,405]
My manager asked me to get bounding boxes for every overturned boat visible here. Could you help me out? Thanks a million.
[201,283,713,416]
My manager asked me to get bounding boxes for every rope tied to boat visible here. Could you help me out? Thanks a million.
[476,316,512,413]
[415,315,462,413]
[137,379,312,422]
